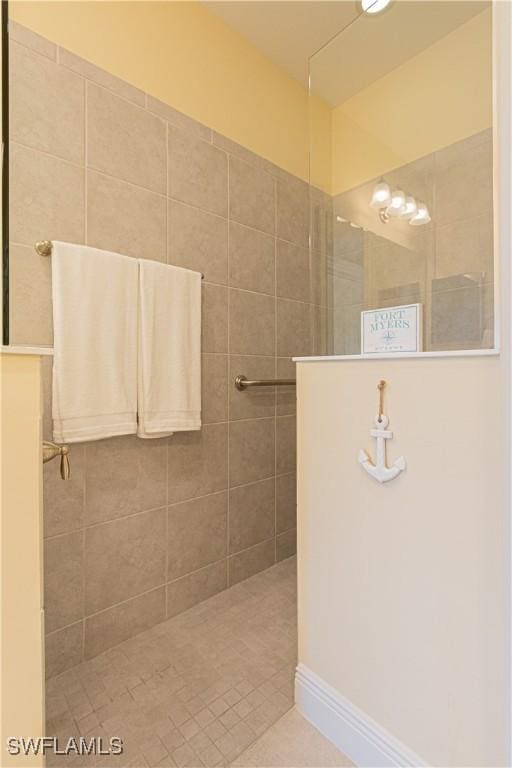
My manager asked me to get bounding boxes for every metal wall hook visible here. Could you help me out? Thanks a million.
[43,441,70,480]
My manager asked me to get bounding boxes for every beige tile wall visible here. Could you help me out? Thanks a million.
[8,21,329,677]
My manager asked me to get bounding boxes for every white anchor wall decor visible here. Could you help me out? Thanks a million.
[358,380,406,484]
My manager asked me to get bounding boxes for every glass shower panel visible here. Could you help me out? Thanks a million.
[309,0,494,354]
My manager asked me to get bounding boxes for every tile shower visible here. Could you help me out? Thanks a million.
[8,21,329,679]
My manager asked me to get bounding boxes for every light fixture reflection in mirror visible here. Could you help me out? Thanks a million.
[369,180,431,226]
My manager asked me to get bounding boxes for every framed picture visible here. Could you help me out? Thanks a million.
[361,304,423,354]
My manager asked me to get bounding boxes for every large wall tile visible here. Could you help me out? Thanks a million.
[276,473,296,534]
[44,532,83,633]
[277,299,311,357]
[87,171,166,261]
[167,423,228,504]
[276,529,296,562]
[9,20,57,60]
[44,444,85,538]
[229,478,275,554]
[229,222,275,295]
[229,355,275,421]
[202,354,228,424]
[59,48,145,106]
[85,436,167,525]
[11,42,84,164]
[45,622,83,679]
[276,416,296,475]
[228,539,275,586]
[434,129,491,173]
[202,284,228,353]
[276,239,310,303]
[168,125,228,217]
[431,284,487,349]
[168,200,228,283]
[167,492,227,581]
[87,83,166,193]
[147,95,211,141]
[84,587,166,659]
[435,213,493,281]
[229,289,275,357]
[229,155,275,235]
[167,561,227,619]
[9,244,53,346]
[434,139,492,227]
[276,176,309,248]
[213,132,278,178]
[85,508,166,614]
[229,418,275,488]
[10,143,84,246]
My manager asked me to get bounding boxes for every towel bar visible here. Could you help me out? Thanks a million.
[35,241,205,279]
[235,375,296,390]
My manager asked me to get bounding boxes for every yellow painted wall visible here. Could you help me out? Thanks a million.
[9,0,332,186]
[0,354,44,767]
[330,9,493,194]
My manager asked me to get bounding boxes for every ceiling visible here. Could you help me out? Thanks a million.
[204,1,489,105]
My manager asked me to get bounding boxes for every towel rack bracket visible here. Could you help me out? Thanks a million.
[35,240,52,257]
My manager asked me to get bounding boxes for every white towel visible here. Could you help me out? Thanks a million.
[52,242,138,443]
[137,260,201,438]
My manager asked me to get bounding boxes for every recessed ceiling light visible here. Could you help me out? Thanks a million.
[361,0,391,14]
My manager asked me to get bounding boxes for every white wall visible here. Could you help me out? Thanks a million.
[296,355,508,766]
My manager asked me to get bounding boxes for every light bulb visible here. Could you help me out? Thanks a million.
[399,196,417,220]
[409,203,431,226]
[362,0,391,14]
[387,189,405,217]
[369,180,391,209]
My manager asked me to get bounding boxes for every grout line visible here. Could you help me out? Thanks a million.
[82,78,154,116]
[226,154,232,587]
[83,77,88,247]
[58,583,167,632]
[85,165,168,201]
[8,30,57,63]
[10,138,84,170]
[48,533,285,641]
[165,122,169,266]
[274,176,278,565]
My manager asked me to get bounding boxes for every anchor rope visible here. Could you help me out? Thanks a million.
[377,379,386,421]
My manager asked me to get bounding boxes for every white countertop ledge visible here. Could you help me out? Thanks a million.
[1,345,54,356]
[293,349,500,363]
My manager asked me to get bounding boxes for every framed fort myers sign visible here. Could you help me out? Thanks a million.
[361,304,423,354]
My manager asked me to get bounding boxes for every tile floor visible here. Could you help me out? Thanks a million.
[233,708,353,767]
[46,557,297,767]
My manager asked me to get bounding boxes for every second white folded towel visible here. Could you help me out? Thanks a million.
[137,259,202,438]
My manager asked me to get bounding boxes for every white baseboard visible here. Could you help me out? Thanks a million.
[295,663,427,768]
